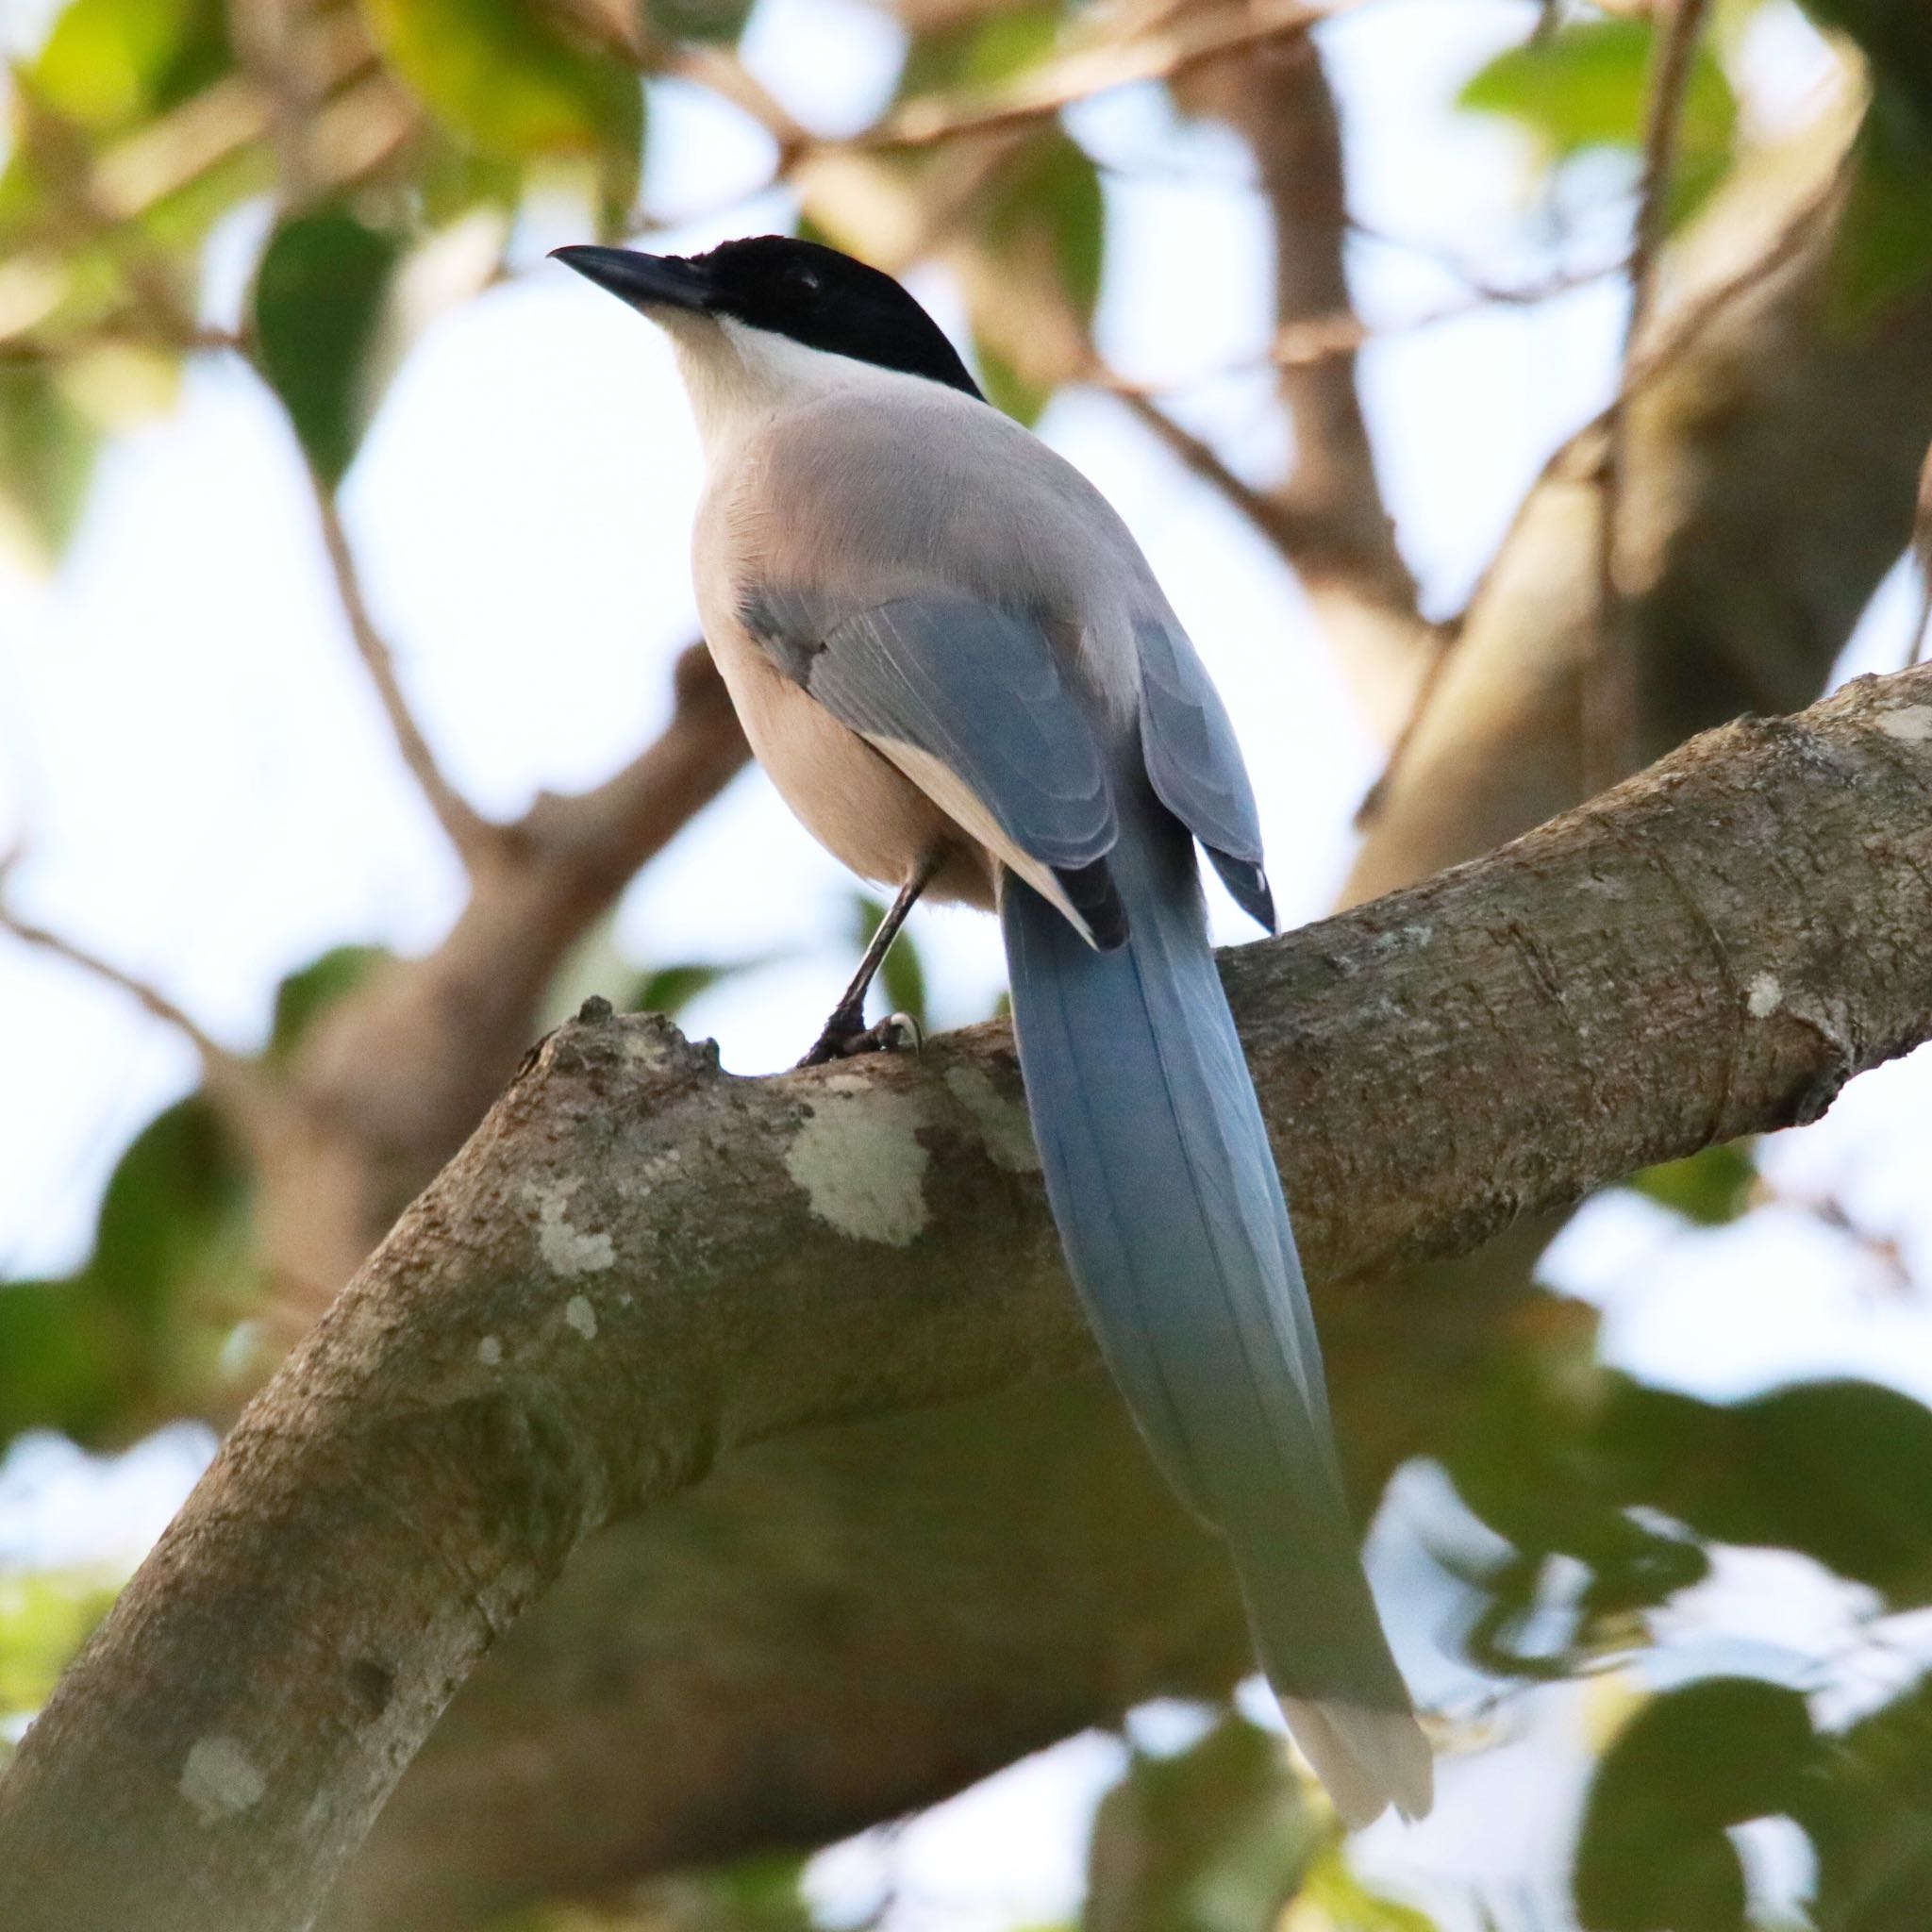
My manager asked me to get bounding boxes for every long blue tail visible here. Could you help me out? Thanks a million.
[1000,807,1431,1826]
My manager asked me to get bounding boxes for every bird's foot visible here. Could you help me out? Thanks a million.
[798,1009,924,1068]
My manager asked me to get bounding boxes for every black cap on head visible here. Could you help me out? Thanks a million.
[552,235,983,400]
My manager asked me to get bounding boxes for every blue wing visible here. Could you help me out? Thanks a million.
[1135,617,1274,932]
[741,587,1124,942]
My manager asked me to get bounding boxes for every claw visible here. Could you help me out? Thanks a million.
[798,1009,923,1068]
[878,1011,923,1055]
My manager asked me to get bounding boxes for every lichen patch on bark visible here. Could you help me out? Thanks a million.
[1874,704,1932,741]
[178,1738,265,1824]
[942,1065,1040,1174]
[784,1079,931,1246]
[530,1180,615,1277]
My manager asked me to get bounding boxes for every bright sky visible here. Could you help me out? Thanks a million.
[3,2,1930,1925]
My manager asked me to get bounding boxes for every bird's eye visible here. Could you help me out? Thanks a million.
[793,266,822,294]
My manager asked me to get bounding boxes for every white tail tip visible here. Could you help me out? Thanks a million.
[1279,1696,1435,1828]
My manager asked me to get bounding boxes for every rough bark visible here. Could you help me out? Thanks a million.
[329,1224,1547,1932]
[6,664,1932,1932]
[332,1374,1252,1930]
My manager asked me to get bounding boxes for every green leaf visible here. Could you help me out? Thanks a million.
[268,943,392,1065]
[1804,1672,1932,1926]
[0,364,100,566]
[1607,1379,1932,1609]
[628,962,736,1018]
[671,1850,816,1932]
[497,1851,815,1932]
[897,0,1064,100]
[1459,18,1738,228]
[983,130,1105,317]
[253,209,405,485]
[1439,1312,1629,1578]
[975,337,1050,428]
[897,13,1101,405]
[0,1280,119,1445]
[971,128,1105,423]
[1087,1714,1324,1932]
[1827,112,1932,330]
[359,0,643,212]
[1798,0,1932,130]
[0,1571,122,1718]
[852,894,926,1030]
[1574,1677,1817,1932]
[413,135,527,225]
[1293,1843,1441,1930]
[1627,1141,1756,1225]
[89,1097,251,1323]
[0,1093,255,1447]
[528,1857,813,1930]
[647,0,757,47]
[1437,1314,1730,1675]
[29,0,229,131]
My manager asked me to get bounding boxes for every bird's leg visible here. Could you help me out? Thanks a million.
[800,854,940,1066]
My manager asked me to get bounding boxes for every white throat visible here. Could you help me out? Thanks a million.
[661,314,946,468]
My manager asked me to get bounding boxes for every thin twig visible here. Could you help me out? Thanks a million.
[1108,385,1317,556]
[627,0,1351,174]
[304,471,498,864]
[1617,145,1849,412]
[1755,1175,1915,1293]
[1270,260,1625,378]
[1585,0,1715,796]
[1114,262,1620,389]
[1206,30,1420,620]
[0,892,242,1082]
[854,0,1355,154]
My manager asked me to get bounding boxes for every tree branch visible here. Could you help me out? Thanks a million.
[306,474,498,866]
[0,886,275,1126]
[0,907,229,1074]
[523,641,751,892]
[308,110,1924,1910]
[1110,387,1323,556]
[855,0,1353,154]
[6,662,1932,1932]
[1586,0,1716,795]
[1169,25,1431,740]
[1346,101,1902,903]
[267,642,749,1300]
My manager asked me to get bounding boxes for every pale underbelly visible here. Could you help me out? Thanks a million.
[705,629,996,909]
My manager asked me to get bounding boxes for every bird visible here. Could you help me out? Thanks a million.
[552,234,1432,1826]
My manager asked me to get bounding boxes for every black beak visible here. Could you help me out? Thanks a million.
[550,245,712,312]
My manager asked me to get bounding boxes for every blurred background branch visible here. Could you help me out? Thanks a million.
[1584,0,1713,796]
[5,0,1932,1929]
[304,456,500,860]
